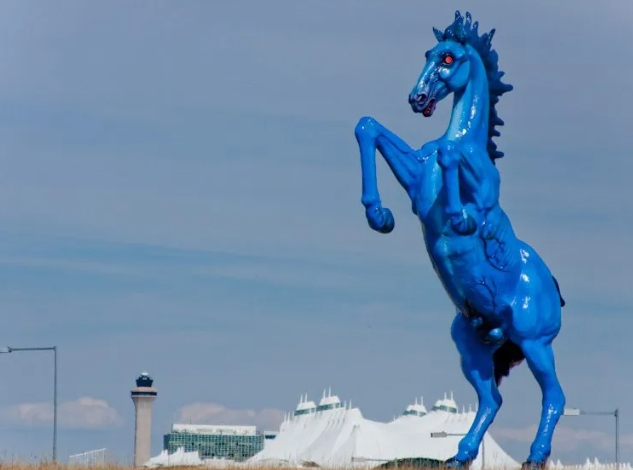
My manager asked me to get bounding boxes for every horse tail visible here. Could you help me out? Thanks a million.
[552,275,565,307]
[493,340,525,386]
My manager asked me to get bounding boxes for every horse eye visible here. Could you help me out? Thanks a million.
[443,55,454,65]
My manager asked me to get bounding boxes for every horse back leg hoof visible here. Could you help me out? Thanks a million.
[444,457,473,469]
[521,460,546,470]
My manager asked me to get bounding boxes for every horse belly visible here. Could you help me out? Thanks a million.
[428,235,520,318]
[426,234,481,309]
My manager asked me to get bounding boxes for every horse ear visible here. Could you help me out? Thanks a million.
[433,27,444,42]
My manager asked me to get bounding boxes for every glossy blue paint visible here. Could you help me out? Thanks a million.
[354,11,566,469]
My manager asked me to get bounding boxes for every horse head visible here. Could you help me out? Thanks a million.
[408,32,471,118]
[408,11,499,119]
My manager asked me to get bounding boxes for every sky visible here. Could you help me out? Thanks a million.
[0,0,632,465]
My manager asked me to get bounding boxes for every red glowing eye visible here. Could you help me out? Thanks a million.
[443,55,454,65]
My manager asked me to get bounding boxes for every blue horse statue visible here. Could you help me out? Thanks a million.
[354,11,566,470]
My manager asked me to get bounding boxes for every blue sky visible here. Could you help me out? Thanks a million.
[0,0,632,465]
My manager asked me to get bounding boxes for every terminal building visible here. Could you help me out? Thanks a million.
[162,424,276,462]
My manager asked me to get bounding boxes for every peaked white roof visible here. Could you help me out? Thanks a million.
[318,387,342,407]
[403,396,428,416]
[249,389,517,469]
[295,393,317,412]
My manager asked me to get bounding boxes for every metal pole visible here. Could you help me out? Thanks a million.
[564,407,620,469]
[53,346,58,463]
[1,346,58,463]
[615,408,619,470]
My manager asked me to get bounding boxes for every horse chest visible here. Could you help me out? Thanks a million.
[421,231,478,307]
[411,160,443,219]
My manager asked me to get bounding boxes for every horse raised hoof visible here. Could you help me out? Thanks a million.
[521,461,547,470]
[443,457,472,469]
[366,205,395,234]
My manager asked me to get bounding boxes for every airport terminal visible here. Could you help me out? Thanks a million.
[114,373,630,470]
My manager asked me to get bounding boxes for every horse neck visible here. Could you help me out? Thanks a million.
[444,48,489,147]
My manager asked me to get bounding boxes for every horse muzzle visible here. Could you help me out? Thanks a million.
[408,92,436,117]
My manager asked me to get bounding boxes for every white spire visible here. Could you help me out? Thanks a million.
[328,386,332,397]
[420,396,424,406]
[443,391,447,400]
[323,388,326,399]
[414,397,418,405]
[450,390,454,400]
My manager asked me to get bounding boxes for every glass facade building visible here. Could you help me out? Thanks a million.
[162,424,266,461]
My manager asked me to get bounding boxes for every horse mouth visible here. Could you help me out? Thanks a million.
[422,99,436,117]
[408,93,436,117]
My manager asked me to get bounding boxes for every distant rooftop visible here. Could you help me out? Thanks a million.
[135,371,154,388]
[170,424,258,436]
[293,388,347,417]
[431,391,458,414]
[402,396,428,417]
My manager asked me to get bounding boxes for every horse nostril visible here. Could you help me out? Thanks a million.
[408,93,427,106]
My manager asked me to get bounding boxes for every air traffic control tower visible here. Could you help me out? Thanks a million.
[131,372,157,467]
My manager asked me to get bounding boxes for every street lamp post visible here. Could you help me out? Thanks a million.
[430,432,485,470]
[0,346,58,463]
[563,407,620,470]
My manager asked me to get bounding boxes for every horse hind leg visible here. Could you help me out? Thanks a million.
[446,314,502,468]
[519,339,566,469]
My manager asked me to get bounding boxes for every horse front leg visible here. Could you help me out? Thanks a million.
[354,116,420,234]
[436,141,477,236]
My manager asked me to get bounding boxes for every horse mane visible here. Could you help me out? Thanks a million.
[433,10,513,164]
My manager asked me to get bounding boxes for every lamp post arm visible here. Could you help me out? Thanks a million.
[6,347,56,352]
[53,346,57,463]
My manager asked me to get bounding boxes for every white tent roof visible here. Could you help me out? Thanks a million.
[248,391,518,469]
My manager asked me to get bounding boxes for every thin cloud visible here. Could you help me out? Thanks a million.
[175,402,285,432]
[1,397,124,429]
[495,425,633,454]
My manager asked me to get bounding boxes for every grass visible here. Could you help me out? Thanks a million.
[0,466,453,470]
[0,464,486,470]
[0,465,197,470]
